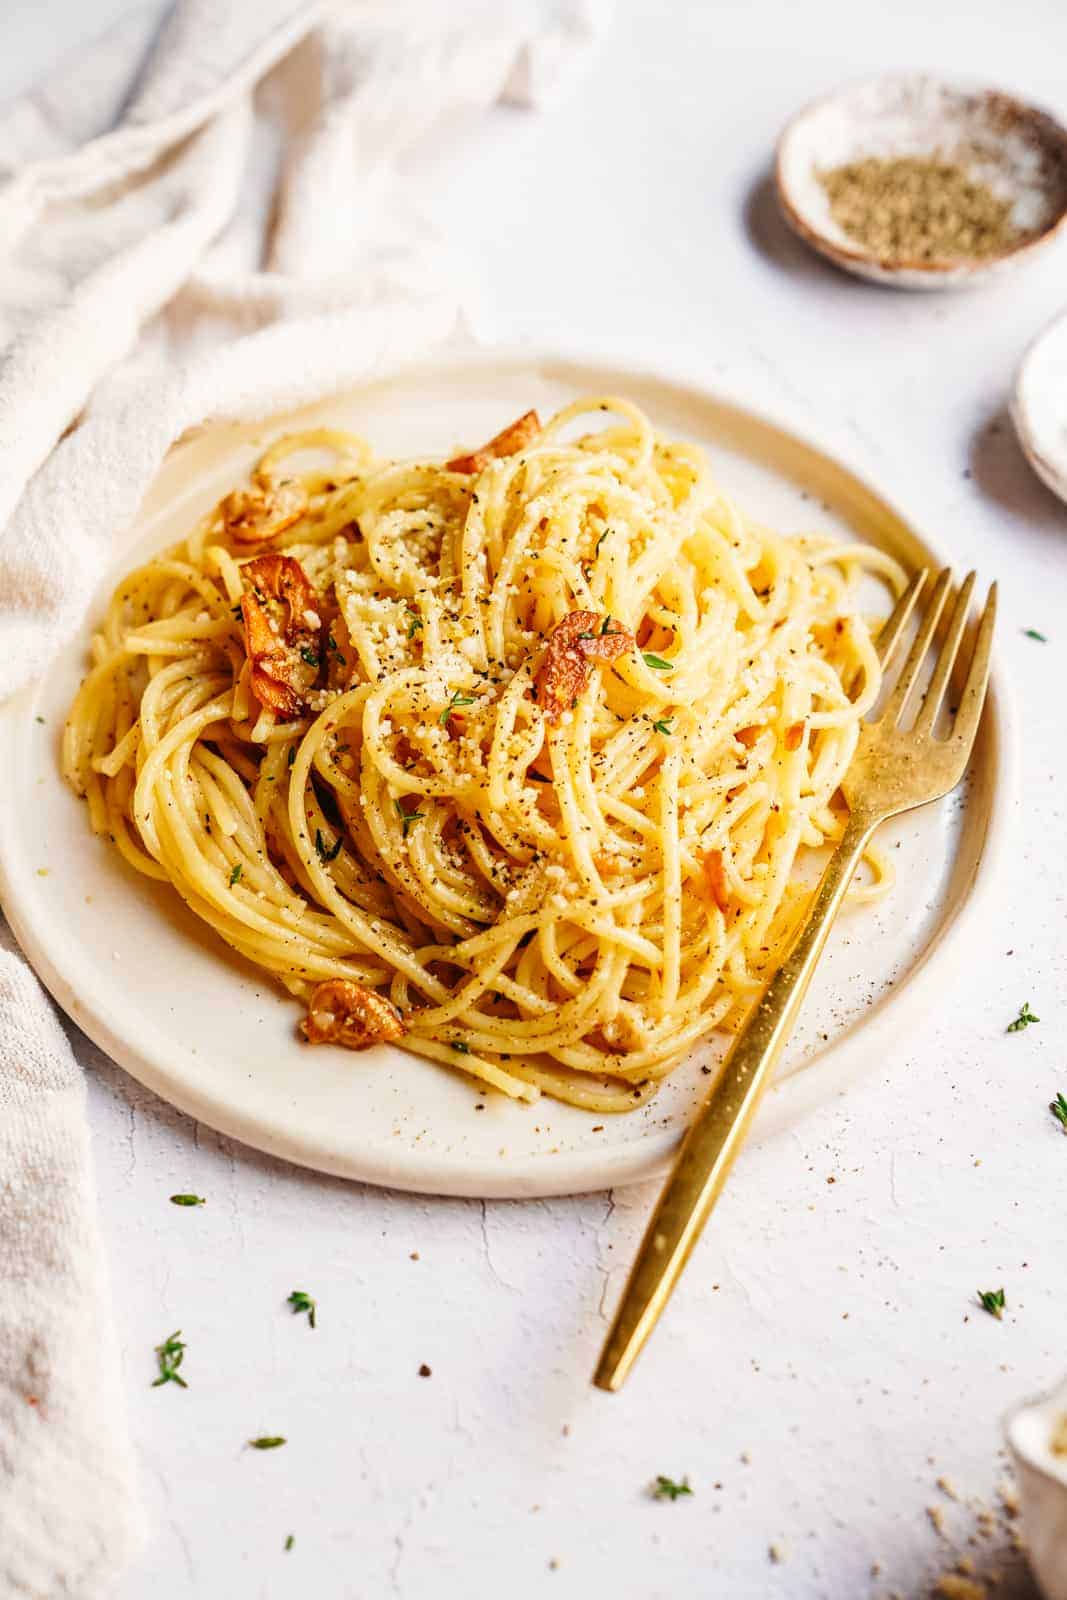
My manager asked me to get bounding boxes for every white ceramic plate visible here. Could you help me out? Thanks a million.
[0,347,1012,1197]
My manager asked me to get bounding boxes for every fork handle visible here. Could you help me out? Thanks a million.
[593,808,877,1392]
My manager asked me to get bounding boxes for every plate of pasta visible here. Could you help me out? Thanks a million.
[0,348,1009,1196]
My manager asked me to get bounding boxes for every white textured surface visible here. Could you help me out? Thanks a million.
[4,2,1067,1597]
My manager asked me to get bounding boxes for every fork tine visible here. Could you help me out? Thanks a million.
[915,570,976,736]
[875,568,928,670]
[949,581,996,752]
[881,566,953,725]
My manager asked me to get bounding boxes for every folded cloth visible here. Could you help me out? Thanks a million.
[0,1,601,1593]
[0,928,142,1598]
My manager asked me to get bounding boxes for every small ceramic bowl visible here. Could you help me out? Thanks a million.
[1012,306,1067,505]
[1005,1376,1067,1600]
[776,74,1067,288]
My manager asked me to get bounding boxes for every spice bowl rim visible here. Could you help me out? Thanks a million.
[774,72,1067,289]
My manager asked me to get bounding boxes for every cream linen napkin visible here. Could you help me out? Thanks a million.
[0,1,601,1592]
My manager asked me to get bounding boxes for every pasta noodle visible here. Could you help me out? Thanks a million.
[62,398,901,1112]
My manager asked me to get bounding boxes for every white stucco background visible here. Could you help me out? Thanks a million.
[3,2,1066,1596]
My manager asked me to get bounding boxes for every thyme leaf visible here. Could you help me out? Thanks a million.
[652,1474,692,1501]
[314,829,342,863]
[152,1331,188,1389]
[439,690,476,727]
[394,798,424,837]
[287,1290,317,1329]
[977,1287,1006,1320]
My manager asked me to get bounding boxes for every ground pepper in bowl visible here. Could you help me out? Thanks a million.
[818,155,1030,263]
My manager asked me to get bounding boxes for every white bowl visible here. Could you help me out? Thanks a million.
[776,74,1067,288]
[1006,1376,1067,1599]
[1012,306,1067,505]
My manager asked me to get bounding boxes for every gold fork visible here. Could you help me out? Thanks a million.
[594,567,996,1392]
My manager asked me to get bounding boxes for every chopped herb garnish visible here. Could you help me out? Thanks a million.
[248,1436,286,1450]
[1022,628,1047,641]
[407,613,423,640]
[600,615,613,634]
[1050,1092,1067,1131]
[394,799,424,837]
[653,1474,692,1501]
[34,715,45,725]
[439,690,476,727]
[287,1290,317,1329]
[170,1194,205,1207]
[643,653,674,673]
[287,746,296,767]
[977,1287,1006,1320]
[595,530,609,553]
[229,863,242,886]
[652,718,674,736]
[453,1041,471,1054]
[527,771,550,783]
[284,1535,295,1552]
[231,602,243,619]
[314,829,342,863]
[1007,1001,1039,1032]
[326,631,344,658]
[299,646,319,667]
[152,1331,188,1389]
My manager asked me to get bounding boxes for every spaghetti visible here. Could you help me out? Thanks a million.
[63,398,902,1111]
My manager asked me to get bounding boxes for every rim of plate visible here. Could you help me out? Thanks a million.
[0,341,1018,1196]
